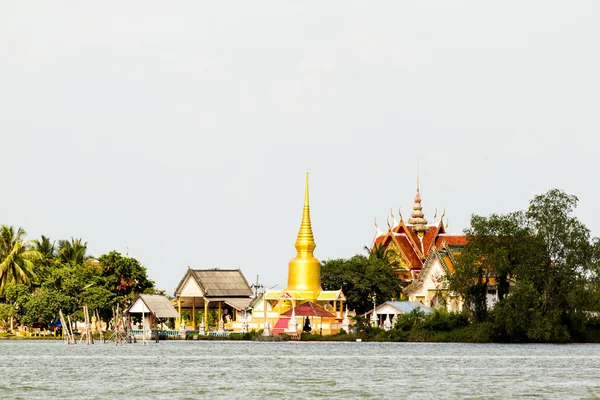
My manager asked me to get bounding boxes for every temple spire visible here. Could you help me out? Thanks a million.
[408,160,429,237]
[416,158,420,192]
[295,170,316,255]
[287,171,322,293]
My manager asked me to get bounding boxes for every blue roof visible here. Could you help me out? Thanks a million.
[385,301,434,314]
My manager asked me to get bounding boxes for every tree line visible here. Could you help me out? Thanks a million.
[0,226,157,330]
[446,189,600,342]
[320,189,600,343]
[321,243,404,315]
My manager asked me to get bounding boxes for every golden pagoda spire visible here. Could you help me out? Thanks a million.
[294,170,316,254]
[408,160,429,237]
[287,171,322,293]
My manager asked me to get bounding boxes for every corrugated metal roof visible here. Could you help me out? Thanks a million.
[129,294,180,318]
[385,301,434,314]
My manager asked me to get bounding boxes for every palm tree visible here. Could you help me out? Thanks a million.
[32,235,56,260]
[0,226,41,296]
[31,235,58,279]
[364,243,400,269]
[57,238,89,265]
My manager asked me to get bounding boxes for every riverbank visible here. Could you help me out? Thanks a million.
[0,332,60,340]
[3,327,600,343]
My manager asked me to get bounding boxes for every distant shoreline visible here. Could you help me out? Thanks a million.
[2,333,599,344]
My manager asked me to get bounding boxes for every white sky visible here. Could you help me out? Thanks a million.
[2,2,599,294]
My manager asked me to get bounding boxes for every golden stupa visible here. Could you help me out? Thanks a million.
[245,171,346,335]
[286,171,322,298]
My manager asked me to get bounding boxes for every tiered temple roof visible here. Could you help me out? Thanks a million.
[371,170,466,284]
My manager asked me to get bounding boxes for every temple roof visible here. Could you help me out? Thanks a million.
[317,290,346,301]
[281,302,335,318]
[371,168,468,282]
[436,234,468,247]
[403,245,454,296]
[421,225,441,254]
[128,294,180,318]
[174,268,253,298]
[392,233,425,269]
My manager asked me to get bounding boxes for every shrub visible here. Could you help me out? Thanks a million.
[421,309,469,333]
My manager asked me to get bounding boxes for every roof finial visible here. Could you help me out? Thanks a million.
[374,218,383,237]
[408,159,429,237]
[417,158,420,193]
[305,169,309,207]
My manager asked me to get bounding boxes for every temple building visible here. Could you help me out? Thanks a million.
[173,268,254,332]
[172,172,347,336]
[371,169,468,310]
[249,171,346,335]
[403,242,465,310]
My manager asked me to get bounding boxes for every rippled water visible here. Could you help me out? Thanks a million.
[1,340,599,399]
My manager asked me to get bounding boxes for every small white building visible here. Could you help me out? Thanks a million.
[128,294,180,340]
[364,301,434,329]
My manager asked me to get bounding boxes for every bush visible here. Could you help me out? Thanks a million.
[394,309,426,332]
[421,309,469,333]
[229,331,260,341]
[0,304,13,329]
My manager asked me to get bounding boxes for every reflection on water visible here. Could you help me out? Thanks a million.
[1,341,599,399]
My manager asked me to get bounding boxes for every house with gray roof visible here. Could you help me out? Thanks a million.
[173,268,253,332]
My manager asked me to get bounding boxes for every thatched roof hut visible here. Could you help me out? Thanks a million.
[128,294,180,319]
[174,268,253,311]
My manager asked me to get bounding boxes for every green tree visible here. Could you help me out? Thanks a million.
[322,254,402,314]
[586,238,600,312]
[526,190,591,315]
[523,189,593,341]
[0,226,41,296]
[22,288,76,327]
[3,283,32,326]
[448,189,598,342]
[364,243,399,269]
[32,235,58,282]
[33,235,56,260]
[0,303,13,329]
[57,238,90,265]
[79,285,117,323]
[97,251,155,305]
[447,212,545,322]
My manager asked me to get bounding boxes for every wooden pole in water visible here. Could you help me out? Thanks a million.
[59,310,73,345]
[67,315,75,344]
[95,309,103,343]
[81,305,93,345]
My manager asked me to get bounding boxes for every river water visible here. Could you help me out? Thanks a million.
[0,340,599,399]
